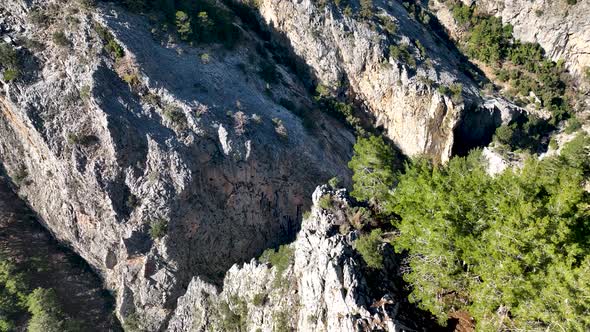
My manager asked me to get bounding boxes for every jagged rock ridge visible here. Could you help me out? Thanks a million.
[167,185,432,332]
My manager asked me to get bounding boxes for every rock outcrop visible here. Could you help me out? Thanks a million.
[0,0,353,329]
[167,185,428,331]
[253,0,501,162]
[431,0,590,79]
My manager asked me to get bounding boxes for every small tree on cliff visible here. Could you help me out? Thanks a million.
[175,11,192,41]
[348,135,397,214]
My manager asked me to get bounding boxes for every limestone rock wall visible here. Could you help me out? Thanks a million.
[167,185,419,332]
[253,0,499,162]
[0,0,352,329]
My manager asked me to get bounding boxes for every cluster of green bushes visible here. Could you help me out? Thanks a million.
[213,297,248,332]
[0,42,21,81]
[401,0,433,26]
[347,134,590,330]
[389,44,416,69]
[0,258,77,331]
[117,0,240,47]
[94,24,125,59]
[259,245,293,277]
[493,115,554,153]
[452,3,571,119]
[437,83,463,103]
[163,105,188,129]
[259,244,294,287]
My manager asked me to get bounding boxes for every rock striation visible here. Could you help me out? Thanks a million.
[253,0,503,162]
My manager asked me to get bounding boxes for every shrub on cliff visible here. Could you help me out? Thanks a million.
[149,219,168,239]
[259,244,294,287]
[359,0,373,20]
[355,229,384,269]
[0,42,21,81]
[52,31,70,47]
[175,11,192,40]
[348,136,398,214]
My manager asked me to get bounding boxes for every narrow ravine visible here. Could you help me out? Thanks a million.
[0,170,122,331]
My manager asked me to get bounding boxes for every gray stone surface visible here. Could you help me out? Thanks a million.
[253,0,503,162]
[167,185,414,332]
[0,0,352,329]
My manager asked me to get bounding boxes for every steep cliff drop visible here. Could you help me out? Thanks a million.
[0,170,122,331]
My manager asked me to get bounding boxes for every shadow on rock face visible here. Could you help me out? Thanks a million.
[96,0,354,302]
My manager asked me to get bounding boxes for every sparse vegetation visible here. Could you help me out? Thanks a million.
[123,312,142,332]
[272,310,290,332]
[119,0,241,47]
[79,85,91,100]
[149,219,168,239]
[94,24,124,59]
[216,300,244,331]
[565,116,582,134]
[52,31,69,47]
[67,133,99,146]
[359,0,374,20]
[251,293,266,306]
[314,85,364,134]
[12,166,29,186]
[318,194,333,210]
[302,210,311,220]
[0,42,21,81]
[163,105,188,129]
[200,53,211,64]
[259,244,294,287]
[328,176,340,189]
[389,44,416,68]
[452,3,572,119]
[438,83,463,103]
[175,11,192,41]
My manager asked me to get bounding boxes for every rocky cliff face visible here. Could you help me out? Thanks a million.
[432,0,590,79]
[253,0,502,162]
[167,185,432,332]
[0,0,353,329]
[0,0,510,330]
